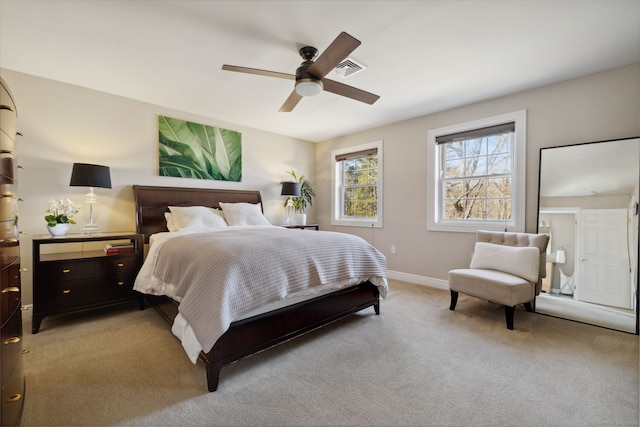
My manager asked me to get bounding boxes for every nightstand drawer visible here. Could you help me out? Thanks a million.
[39,255,140,283]
[39,258,108,281]
[103,256,141,280]
[38,277,134,311]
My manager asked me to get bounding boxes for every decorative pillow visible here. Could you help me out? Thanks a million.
[168,206,228,230]
[164,212,178,232]
[219,202,271,226]
[470,242,539,283]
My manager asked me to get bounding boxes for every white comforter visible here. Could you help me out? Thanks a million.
[134,226,388,362]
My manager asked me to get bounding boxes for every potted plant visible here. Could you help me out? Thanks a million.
[45,198,79,236]
[284,170,315,225]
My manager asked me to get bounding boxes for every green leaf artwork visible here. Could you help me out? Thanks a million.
[158,116,242,182]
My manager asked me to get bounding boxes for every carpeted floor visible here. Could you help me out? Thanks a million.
[19,280,639,426]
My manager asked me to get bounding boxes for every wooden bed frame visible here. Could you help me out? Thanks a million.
[132,185,381,392]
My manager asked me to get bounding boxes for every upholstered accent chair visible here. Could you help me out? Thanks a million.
[448,230,550,330]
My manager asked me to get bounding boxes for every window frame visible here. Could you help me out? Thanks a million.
[331,140,383,228]
[427,110,526,233]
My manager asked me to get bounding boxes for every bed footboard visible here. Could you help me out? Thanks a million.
[145,281,380,392]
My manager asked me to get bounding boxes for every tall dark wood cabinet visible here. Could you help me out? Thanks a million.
[0,75,25,426]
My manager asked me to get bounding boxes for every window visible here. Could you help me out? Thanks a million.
[427,110,526,233]
[331,141,383,228]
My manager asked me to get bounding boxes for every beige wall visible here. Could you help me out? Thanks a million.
[1,69,316,304]
[316,63,640,288]
[3,64,639,304]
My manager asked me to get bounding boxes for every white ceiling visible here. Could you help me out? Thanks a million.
[1,0,639,142]
[539,138,639,199]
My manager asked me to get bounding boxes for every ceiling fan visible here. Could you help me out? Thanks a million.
[222,31,380,112]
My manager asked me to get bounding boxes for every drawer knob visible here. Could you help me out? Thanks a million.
[117,281,124,286]
[6,393,22,403]
[62,289,71,294]
[117,263,124,267]
[1,286,19,293]
[4,336,21,345]
[62,269,71,273]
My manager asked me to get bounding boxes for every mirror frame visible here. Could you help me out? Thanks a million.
[537,136,640,335]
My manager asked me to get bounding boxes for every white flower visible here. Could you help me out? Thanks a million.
[45,198,79,225]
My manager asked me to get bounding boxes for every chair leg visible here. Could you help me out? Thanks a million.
[449,290,458,310]
[524,301,534,312]
[504,306,515,330]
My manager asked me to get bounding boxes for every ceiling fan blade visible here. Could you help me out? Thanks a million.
[279,90,303,112]
[307,32,361,79]
[322,78,380,105]
[222,65,295,80]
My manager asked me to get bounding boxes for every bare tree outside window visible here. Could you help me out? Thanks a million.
[441,132,513,221]
[428,111,525,233]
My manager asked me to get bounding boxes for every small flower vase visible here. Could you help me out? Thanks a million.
[47,223,70,237]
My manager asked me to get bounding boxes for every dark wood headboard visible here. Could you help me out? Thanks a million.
[133,185,263,242]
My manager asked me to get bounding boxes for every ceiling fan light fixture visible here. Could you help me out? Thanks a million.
[295,78,324,97]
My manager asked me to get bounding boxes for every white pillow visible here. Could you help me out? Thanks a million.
[168,206,228,230]
[219,202,271,226]
[164,212,178,232]
[470,242,539,283]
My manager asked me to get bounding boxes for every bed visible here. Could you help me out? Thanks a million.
[132,185,387,392]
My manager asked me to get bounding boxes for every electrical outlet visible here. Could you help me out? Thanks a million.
[391,245,396,254]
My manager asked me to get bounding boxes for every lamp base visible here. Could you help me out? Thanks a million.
[82,224,99,234]
[82,189,100,234]
[285,198,295,225]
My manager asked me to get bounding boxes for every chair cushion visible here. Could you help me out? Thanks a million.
[449,268,535,307]
[477,230,549,279]
[470,242,539,283]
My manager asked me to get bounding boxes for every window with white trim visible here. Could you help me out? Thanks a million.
[331,140,383,228]
[427,110,526,233]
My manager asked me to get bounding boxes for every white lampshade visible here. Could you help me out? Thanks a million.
[295,79,323,97]
[555,248,566,264]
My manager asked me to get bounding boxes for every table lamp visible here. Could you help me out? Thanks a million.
[281,182,300,225]
[70,163,111,233]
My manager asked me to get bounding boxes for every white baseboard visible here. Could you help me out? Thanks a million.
[387,270,448,291]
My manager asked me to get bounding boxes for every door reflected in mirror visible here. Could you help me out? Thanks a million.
[537,137,639,334]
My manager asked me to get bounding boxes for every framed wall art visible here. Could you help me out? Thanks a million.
[158,115,242,181]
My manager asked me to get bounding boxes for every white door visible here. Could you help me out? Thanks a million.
[575,209,632,309]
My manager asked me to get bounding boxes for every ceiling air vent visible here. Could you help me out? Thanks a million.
[332,57,366,78]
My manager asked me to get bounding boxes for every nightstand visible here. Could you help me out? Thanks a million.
[32,232,144,333]
[282,224,319,230]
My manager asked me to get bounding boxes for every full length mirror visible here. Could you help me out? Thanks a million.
[537,137,639,334]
